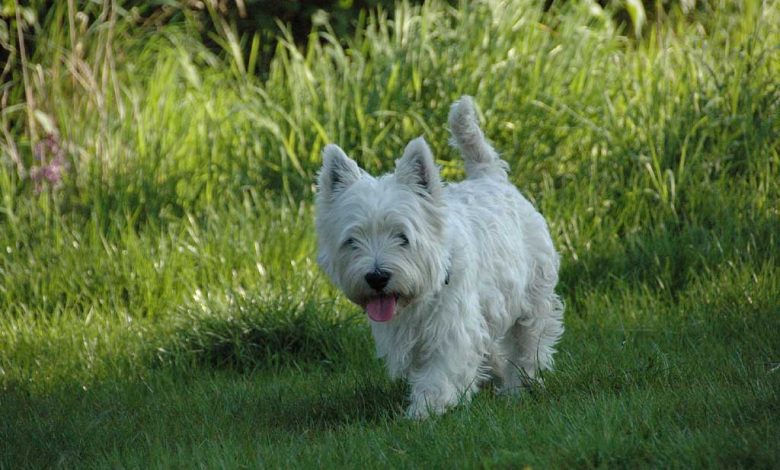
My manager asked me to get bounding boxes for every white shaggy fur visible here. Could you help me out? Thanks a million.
[315,96,564,419]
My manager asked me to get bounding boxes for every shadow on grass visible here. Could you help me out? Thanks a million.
[0,362,406,467]
[263,373,407,430]
[155,298,375,372]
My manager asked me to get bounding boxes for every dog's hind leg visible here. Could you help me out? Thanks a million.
[499,290,564,393]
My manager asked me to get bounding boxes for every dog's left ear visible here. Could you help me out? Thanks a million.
[395,137,442,199]
[317,144,362,203]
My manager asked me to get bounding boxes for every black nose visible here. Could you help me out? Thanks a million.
[365,269,391,291]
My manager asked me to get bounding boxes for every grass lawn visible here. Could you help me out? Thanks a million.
[1,0,778,467]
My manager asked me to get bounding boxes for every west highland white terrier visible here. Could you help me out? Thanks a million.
[315,96,564,419]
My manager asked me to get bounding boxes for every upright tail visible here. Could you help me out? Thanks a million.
[448,96,508,180]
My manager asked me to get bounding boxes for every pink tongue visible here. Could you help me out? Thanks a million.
[365,296,397,322]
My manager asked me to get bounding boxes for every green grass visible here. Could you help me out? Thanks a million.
[1,0,779,467]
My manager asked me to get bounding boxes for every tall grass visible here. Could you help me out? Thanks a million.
[0,0,778,466]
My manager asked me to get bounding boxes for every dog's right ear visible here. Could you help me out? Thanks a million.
[317,144,361,202]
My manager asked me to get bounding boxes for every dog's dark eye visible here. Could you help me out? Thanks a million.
[397,233,409,247]
[343,237,358,249]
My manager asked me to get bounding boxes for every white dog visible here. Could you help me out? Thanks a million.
[315,96,564,419]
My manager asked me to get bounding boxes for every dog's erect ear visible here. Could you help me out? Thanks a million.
[317,144,361,202]
[395,137,442,199]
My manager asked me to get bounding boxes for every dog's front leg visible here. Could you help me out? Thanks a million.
[406,367,460,419]
[405,350,481,419]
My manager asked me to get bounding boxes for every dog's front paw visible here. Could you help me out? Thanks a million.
[405,400,436,420]
[405,403,428,420]
[405,394,451,420]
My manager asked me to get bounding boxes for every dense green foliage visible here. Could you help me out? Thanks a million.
[1,0,778,467]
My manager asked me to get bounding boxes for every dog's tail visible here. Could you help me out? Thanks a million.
[448,95,509,181]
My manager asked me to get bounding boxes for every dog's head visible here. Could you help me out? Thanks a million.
[315,137,449,322]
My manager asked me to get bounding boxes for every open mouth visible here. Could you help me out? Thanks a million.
[363,294,398,322]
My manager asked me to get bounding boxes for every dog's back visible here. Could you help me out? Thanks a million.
[447,96,564,393]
